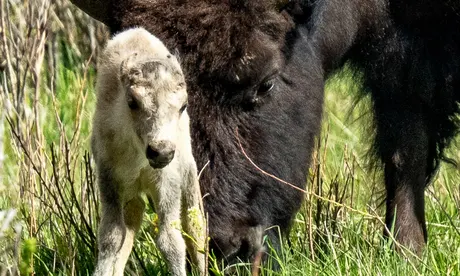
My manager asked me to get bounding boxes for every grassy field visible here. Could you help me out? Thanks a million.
[1,1,459,275]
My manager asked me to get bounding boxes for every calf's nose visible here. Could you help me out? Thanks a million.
[146,141,175,169]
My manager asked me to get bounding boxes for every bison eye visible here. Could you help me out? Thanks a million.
[179,104,187,114]
[257,79,275,96]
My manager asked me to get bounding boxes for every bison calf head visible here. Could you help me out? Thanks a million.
[119,53,187,169]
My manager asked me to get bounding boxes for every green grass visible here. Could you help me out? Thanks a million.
[1,12,459,276]
[2,60,459,275]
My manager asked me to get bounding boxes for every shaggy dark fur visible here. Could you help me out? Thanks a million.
[308,0,460,253]
[70,0,460,265]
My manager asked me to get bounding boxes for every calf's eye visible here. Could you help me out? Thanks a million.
[128,98,139,110]
[127,94,140,110]
[130,68,142,78]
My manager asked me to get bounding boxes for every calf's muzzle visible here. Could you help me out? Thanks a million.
[146,140,175,168]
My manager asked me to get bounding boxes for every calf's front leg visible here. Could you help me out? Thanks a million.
[94,169,144,276]
[150,179,187,276]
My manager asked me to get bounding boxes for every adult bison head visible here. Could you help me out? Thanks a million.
[71,0,324,265]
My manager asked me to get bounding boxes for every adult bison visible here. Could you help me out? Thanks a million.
[70,0,460,263]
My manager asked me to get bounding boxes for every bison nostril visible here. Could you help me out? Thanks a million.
[157,149,175,163]
[146,146,160,160]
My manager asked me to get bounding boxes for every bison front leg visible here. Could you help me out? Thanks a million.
[94,169,145,276]
[374,108,430,255]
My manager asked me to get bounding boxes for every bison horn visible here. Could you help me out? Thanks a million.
[274,0,291,12]
[68,0,111,25]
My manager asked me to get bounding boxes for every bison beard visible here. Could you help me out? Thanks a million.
[70,0,460,266]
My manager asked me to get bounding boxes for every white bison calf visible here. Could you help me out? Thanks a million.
[91,28,205,276]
